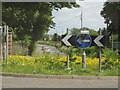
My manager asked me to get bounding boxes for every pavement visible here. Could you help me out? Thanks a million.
[0,73,119,88]
[1,73,119,80]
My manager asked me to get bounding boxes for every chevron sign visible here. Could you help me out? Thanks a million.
[62,35,76,46]
[62,35,108,47]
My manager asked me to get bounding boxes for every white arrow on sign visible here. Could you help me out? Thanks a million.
[94,35,104,47]
[62,35,72,46]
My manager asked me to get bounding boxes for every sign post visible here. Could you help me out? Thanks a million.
[99,47,102,72]
[93,29,103,72]
[62,34,71,69]
[62,31,106,70]
[82,50,86,68]
[99,30,102,72]
[75,30,92,68]
[67,48,70,69]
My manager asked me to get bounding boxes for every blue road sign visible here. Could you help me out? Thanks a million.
[75,34,92,48]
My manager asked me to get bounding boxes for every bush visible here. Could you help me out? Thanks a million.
[102,48,119,69]
[12,44,28,55]
[58,46,97,58]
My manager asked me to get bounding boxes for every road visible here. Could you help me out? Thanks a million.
[36,44,66,56]
[2,76,118,88]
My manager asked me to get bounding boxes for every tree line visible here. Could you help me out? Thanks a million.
[2,2,79,55]
[2,1,119,56]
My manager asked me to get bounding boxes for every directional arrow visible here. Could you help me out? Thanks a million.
[62,35,72,46]
[94,35,104,47]
[62,35,108,47]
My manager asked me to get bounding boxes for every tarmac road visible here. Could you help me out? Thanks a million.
[36,44,66,56]
[2,76,118,88]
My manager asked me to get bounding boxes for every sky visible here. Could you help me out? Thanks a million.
[47,0,108,35]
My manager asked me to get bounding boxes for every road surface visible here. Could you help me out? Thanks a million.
[2,76,118,88]
[36,44,66,56]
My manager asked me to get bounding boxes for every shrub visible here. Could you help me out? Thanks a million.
[102,48,119,69]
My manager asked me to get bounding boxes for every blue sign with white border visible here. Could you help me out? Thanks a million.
[75,34,92,48]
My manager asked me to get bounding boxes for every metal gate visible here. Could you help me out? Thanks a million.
[0,25,12,63]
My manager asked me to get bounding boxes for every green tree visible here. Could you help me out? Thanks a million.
[100,2,120,40]
[69,27,98,36]
[2,2,80,55]
[52,33,61,41]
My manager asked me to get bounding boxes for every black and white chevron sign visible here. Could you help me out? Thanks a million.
[62,35,108,47]
[62,35,76,46]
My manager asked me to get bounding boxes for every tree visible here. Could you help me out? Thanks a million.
[52,33,61,41]
[69,27,99,36]
[100,2,120,41]
[2,2,80,55]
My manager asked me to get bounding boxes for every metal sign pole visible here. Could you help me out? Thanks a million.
[99,47,102,72]
[99,29,102,72]
[81,6,86,69]
[67,46,70,69]
[67,53,70,69]
[82,49,86,68]
[75,31,91,69]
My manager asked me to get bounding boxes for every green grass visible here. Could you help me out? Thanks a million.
[2,64,119,76]
[99,68,119,76]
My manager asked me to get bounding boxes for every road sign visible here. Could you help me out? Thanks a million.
[62,35,76,46]
[91,35,108,47]
[75,34,92,48]
[62,35,72,46]
[62,35,108,47]
[94,35,104,47]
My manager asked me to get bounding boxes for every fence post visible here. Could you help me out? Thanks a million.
[0,25,10,64]
[8,32,12,55]
[3,25,6,62]
[0,26,3,61]
[6,25,8,63]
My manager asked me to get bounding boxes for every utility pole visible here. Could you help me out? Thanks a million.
[80,6,83,31]
[66,28,69,35]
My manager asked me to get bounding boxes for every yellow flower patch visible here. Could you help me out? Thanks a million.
[7,55,120,66]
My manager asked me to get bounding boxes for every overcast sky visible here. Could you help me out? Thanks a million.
[48,0,107,35]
